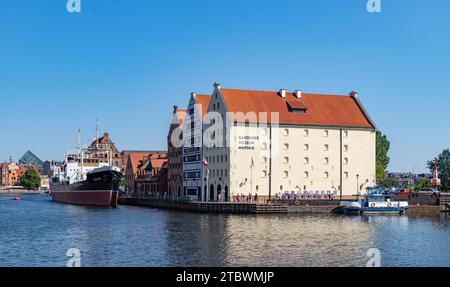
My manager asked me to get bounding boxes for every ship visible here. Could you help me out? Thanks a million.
[336,187,409,215]
[50,125,123,207]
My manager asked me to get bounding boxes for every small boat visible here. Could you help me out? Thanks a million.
[40,190,51,196]
[337,187,408,215]
[11,197,21,201]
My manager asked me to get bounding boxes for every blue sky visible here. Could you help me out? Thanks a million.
[1,0,449,173]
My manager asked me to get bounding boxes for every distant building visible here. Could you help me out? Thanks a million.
[135,153,168,197]
[19,151,44,169]
[125,152,168,196]
[7,162,20,186]
[167,106,187,198]
[43,161,64,176]
[0,163,9,187]
[89,132,122,168]
[120,150,165,173]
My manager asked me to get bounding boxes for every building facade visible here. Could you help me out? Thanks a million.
[0,163,9,187]
[202,84,377,202]
[125,152,168,196]
[135,154,168,197]
[167,106,186,198]
[89,132,122,168]
[19,151,44,169]
[182,93,211,201]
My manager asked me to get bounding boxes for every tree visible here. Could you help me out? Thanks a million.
[415,178,431,191]
[20,168,41,190]
[427,149,450,191]
[376,131,390,182]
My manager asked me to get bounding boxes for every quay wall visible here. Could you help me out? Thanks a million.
[0,190,41,195]
[118,197,339,214]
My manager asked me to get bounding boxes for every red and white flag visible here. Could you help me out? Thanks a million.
[202,160,209,167]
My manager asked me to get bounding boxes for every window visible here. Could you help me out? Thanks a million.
[262,170,267,178]
[324,144,329,151]
[344,158,349,165]
[283,157,289,164]
[324,172,329,179]
[262,156,267,164]
[284,143,289,150]
[283,171,289,178]
[344,145,349,152]
[304,157,309,164]
[304,129,309,137]
[304,171,309,179]
[304,144,309,151]
[284,129,289,136]
[344,172,349,179]
[324,130,329,137]
[324,157,329,165]
[343,130,348,138]
[262,142,268,150]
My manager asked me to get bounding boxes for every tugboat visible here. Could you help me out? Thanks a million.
[337,187,409,215]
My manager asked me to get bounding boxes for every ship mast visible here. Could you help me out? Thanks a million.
[95,119,99,150]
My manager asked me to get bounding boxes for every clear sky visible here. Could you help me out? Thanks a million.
[1,0,449,173]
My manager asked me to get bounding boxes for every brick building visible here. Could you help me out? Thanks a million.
[167,106,187,198]
[125,152,168,196]
[0,163,9,187]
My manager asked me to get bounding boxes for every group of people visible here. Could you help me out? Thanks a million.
[233,193,259,203]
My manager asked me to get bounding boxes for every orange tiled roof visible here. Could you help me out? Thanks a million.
[220,89,375,128]
[195,94,212,119]
[128,153,148,174]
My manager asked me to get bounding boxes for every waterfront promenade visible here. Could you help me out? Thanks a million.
[0,189,41,195]
[118,192,450,215]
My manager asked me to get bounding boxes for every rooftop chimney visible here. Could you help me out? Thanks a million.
[350,91,358,98]
[280,89,286,98]
[295,90,302,99]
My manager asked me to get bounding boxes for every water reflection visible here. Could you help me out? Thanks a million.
[0,195,449,267]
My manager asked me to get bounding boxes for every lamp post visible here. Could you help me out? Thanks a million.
[356,174,360,196]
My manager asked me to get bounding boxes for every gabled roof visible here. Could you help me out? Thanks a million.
[127,153,148,174]
[194,94,212,119]
[170,108,188,128]
[220,88,375,128]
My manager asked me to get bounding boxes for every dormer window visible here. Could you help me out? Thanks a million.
[286,98,308,114]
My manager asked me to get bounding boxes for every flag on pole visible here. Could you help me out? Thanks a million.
[202,159,209,167]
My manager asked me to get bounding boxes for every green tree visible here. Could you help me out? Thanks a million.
[20,168,41,190]
[415,178,431,191]
[376,163,386,181]
[379,178,395,189]
[427,149,450,191]
[119,172,126,192]
[376,131,390,182]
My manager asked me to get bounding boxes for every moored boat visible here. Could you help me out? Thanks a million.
[51,166,122,207]
[337,187,408,215]
[50,125,123,208]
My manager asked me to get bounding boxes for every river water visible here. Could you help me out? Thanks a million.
[0,194,449,267]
